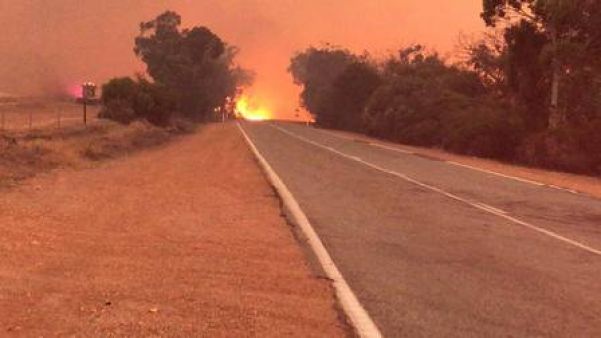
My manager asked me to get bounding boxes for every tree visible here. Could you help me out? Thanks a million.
[288,46,355,123]
[319,60,381,130]
[99,76,176,126]
[363,46,456,145]
[100,77,139,124]
[362,46,523,158]
[134,11,250,121]
[481,0,601,129]
[459,31,507,94]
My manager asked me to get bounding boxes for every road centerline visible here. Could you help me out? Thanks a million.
[271,123,601,257]
[316,127,554,188]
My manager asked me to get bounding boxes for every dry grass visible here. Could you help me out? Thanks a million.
[0,119,188,189]
[0,98,99,131]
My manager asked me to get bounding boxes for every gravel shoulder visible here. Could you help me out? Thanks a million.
[0,122,348,336]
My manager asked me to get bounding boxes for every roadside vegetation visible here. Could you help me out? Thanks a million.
[0,120,187,189]
[1,10,250,189]
[100,11,252,126]
[289,1,601,175]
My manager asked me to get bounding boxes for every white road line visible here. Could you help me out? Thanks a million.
[237,123,383,338]
[315,128,415,154]
[446,161,546,186]
[549,185,578,194]
[272,124,601,257]
[369,143,415,155]
[475,203,508,215]
[314,127,554,188]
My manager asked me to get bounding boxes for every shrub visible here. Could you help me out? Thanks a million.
[100,77,139,124]
[517,121,601,175]
[99,77,175,126]
[441,98,525,159]
[318,60,382,131]
[134,79,176,126]
[99,99,137,124]
[101,77,138,104]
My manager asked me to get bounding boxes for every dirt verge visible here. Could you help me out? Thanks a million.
[0,123,348,336]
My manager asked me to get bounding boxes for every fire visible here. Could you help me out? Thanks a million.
[68,84,83,98]
[235,95,271,121]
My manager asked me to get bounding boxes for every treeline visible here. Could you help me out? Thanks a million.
[289,1,601,175]
[100,11,251,126]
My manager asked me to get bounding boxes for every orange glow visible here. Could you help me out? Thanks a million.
[68,84,83,98]
[0,1,483,118]
[235,95,272,121]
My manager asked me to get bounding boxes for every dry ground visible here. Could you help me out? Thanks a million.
[0,123,348,336]
[325,127,601,200]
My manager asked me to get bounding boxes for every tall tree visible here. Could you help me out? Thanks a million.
[461,31,508,94]
[482,0,600,128]
[134,11,250,120]
[319,60,382,130]
[288,46,355,123]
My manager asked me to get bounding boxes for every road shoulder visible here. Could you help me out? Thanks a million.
[0,122,349,336]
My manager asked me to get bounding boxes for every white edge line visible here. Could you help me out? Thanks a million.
[272,124,601,258]
[237,122,383,338]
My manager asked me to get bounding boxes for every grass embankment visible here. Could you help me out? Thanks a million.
[0,120,193,189]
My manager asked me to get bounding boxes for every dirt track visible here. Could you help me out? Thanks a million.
[0,123,347,336]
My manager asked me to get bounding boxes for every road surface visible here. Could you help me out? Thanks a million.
[241,121,601,337]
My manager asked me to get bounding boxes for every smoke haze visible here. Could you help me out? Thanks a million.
[0,0,482,118]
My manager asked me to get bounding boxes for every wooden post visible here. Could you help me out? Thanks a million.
[28,111,32,130]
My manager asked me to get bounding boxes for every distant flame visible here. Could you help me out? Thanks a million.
[235,95,271,121]
[68,84,83,98]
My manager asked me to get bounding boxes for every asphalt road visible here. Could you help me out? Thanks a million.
[241,121,601,337]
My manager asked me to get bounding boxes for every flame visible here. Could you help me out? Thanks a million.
[235,95,271,121]
[68,84,83,98]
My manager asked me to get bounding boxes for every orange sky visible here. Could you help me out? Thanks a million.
[0,0,484,119]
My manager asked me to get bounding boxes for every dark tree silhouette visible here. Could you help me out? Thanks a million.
[134,11,250,121]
